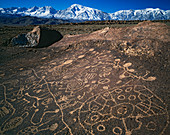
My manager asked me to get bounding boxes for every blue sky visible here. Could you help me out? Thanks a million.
[0,0,170,12]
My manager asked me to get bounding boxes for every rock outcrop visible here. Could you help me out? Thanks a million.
[51,21,170,56]
[0,21,169,135]
[11,26,63,47]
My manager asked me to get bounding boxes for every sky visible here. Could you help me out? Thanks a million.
[0,0,170,13]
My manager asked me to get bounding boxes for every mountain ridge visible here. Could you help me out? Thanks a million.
[0,4,170,20]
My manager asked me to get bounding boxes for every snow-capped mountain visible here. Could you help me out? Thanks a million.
[110,8,170,20]
[0,4,170,20]
[54,4,110,20]
[0,6,57,18]
[24,6,57,18]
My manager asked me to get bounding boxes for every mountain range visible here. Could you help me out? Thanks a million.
[0,4,170,21]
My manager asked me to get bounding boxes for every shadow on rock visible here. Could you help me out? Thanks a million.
[11,26,63,48]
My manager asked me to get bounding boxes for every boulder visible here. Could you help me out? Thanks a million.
[11,26,63,47]
[11,34,28,46]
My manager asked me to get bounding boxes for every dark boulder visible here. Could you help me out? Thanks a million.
[11,26,63,47]
[11,34,28,46]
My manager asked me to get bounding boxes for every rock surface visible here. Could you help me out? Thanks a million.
[11,26,63,47]
[0,21,169,135]
[51,21,170,56]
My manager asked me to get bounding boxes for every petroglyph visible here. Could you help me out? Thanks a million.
[78,84,168,135]
[0,44,168,135]
[1,112,28,133]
